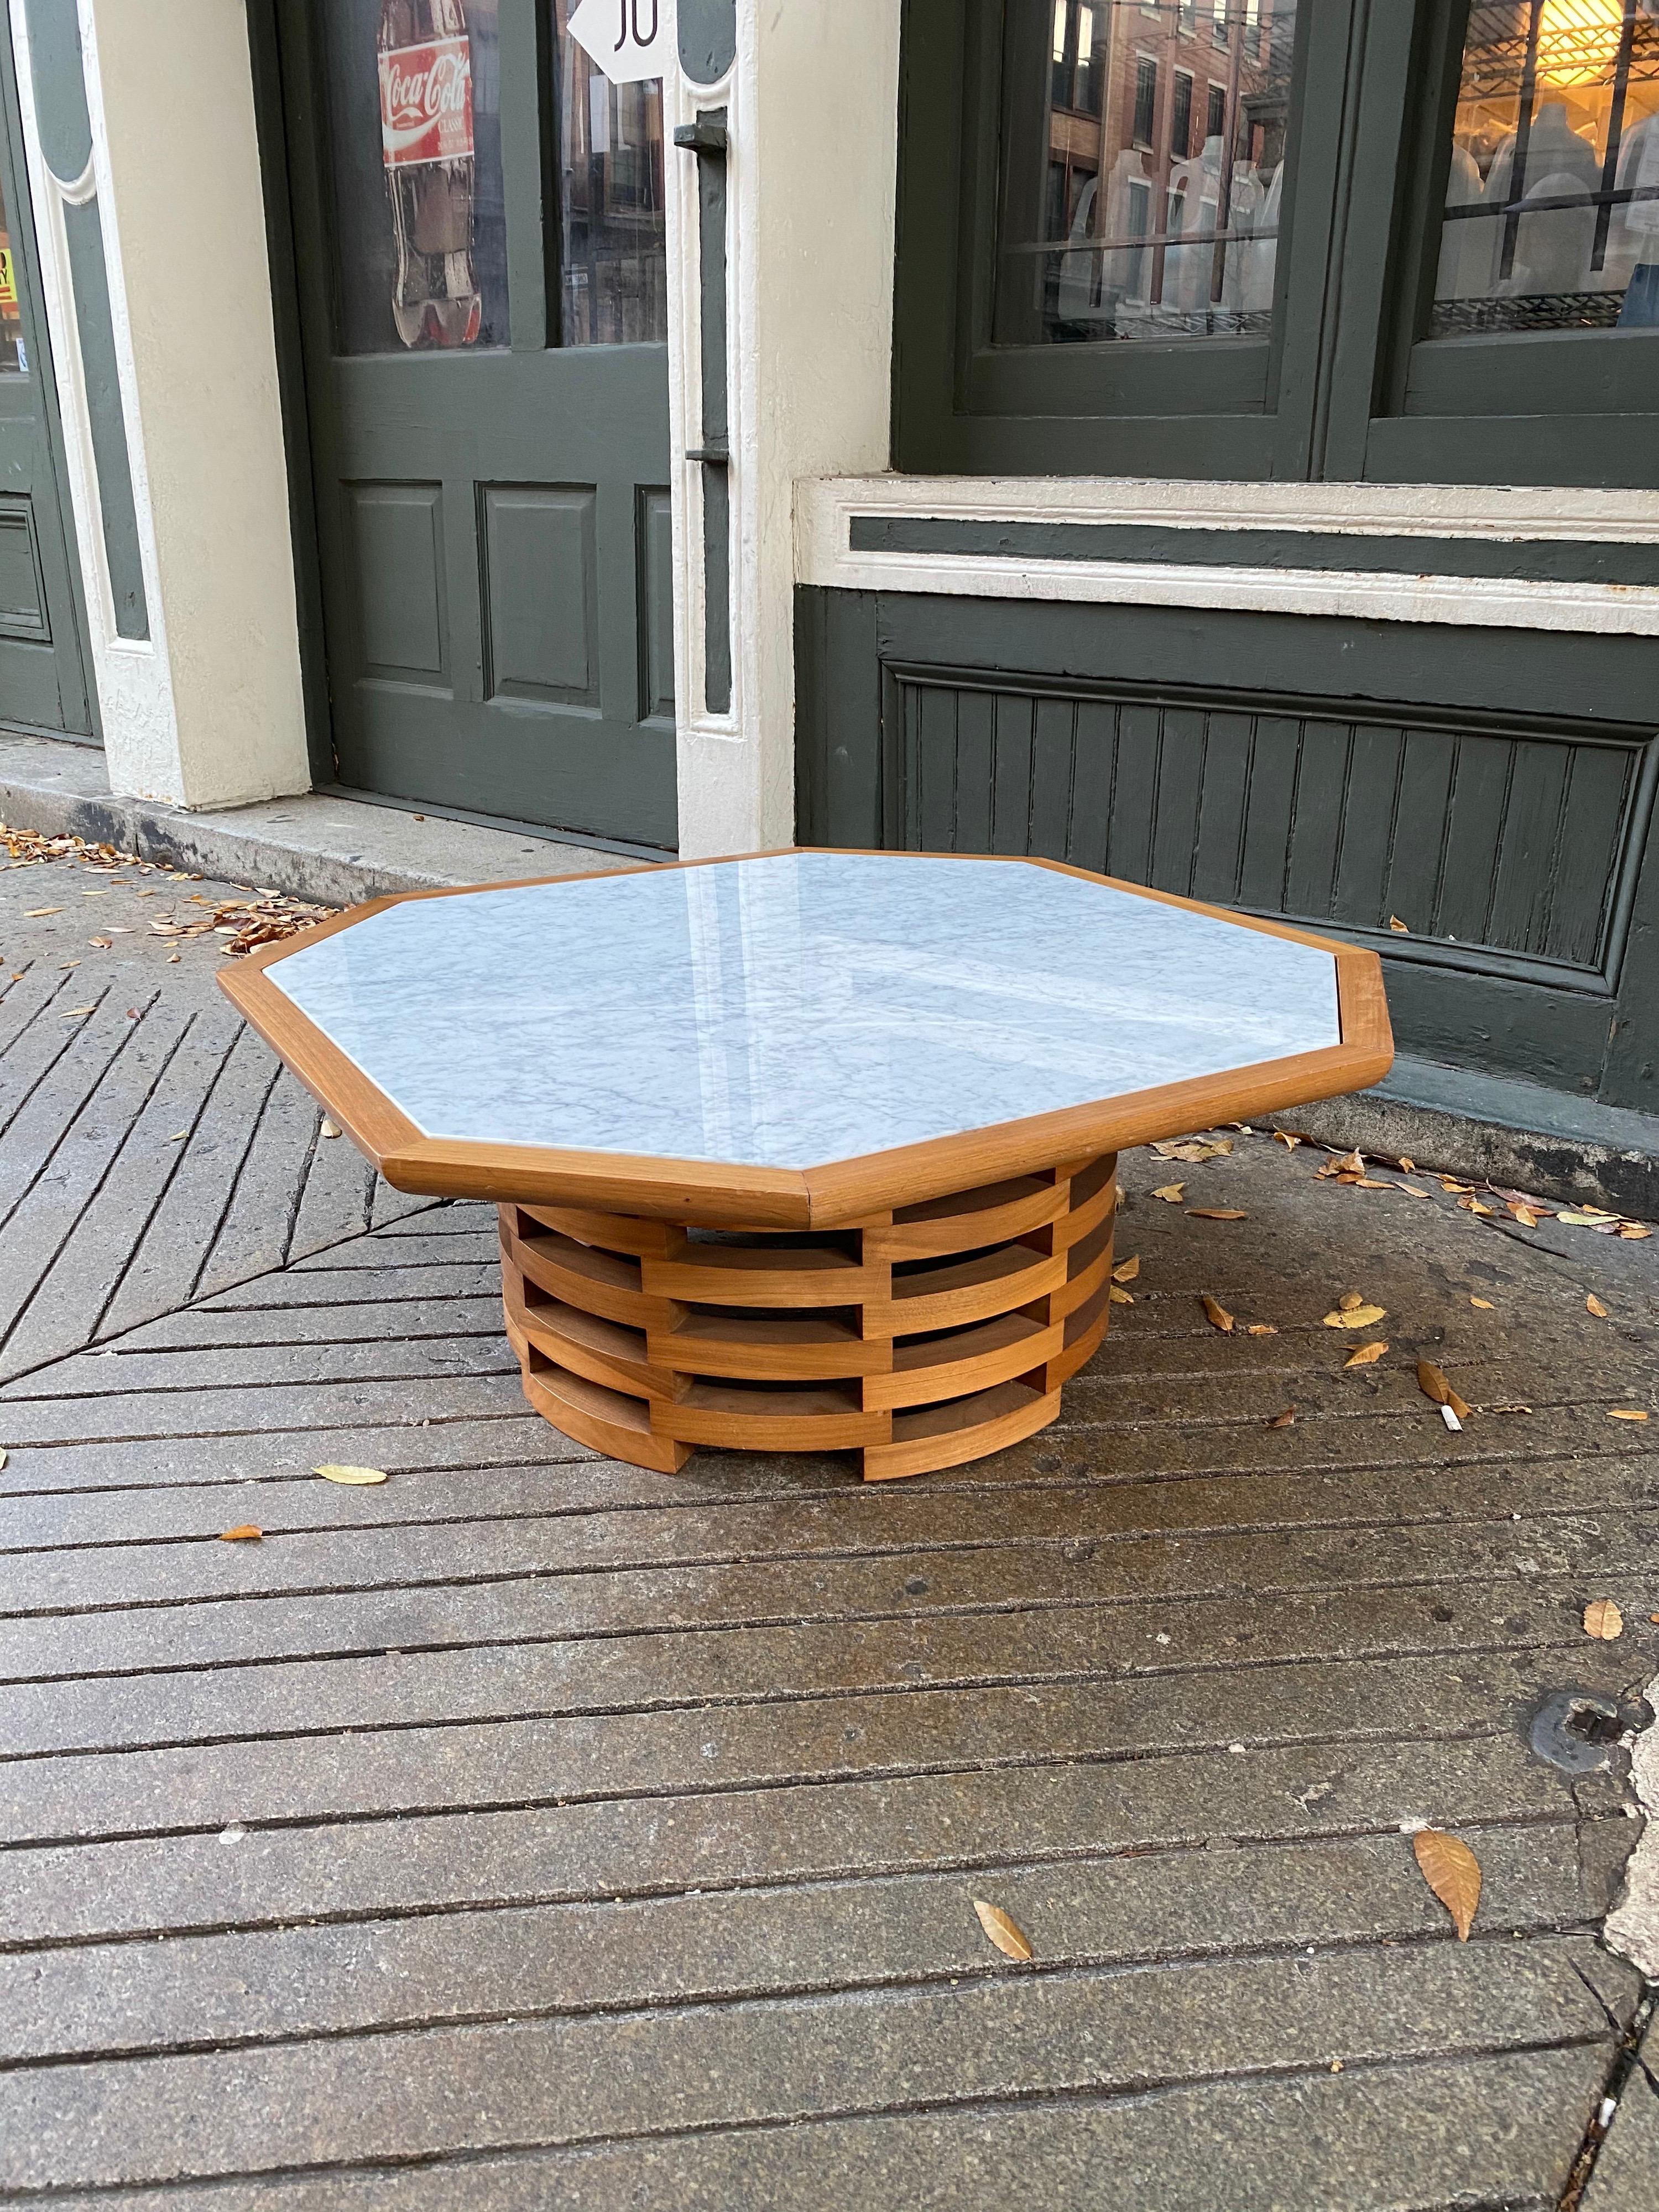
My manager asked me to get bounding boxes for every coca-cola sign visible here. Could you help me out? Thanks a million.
[379,35,474,169]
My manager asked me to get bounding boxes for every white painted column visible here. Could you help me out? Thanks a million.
[665,0,902,858]
[13,0,309,810]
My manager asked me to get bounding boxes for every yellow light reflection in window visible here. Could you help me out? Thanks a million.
[1537,0,1627,89]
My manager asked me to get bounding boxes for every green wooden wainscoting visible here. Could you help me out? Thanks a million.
[795,587,1659,1113]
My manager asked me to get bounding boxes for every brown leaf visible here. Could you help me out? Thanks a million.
[1397,1156,1416,1172]
[1151,1183,1185,1203]
[1344,1341,1388,1368]
[972,1898,1033,1961]
[1586,1293,1609,1318]
[1151,1137,1232,1162]
[1457,1196,1495,1215]
[1412,1829,1481,1940]
[1188,1208,1248,1220]
[1267,1406,1295,1428]
[1609,1408,1650,1422]
[1616,1222,1654,1239]
[1338,1291,1363,1312]
[1274,1131,1302,1149]
[1387,915,1410,933]
[1322,1303,1386,1329]
[1108,1284,1134,1305]
[313,1464,390,1485]
[1417,1361,1472,1421]
[88,936,112,949]
[1112,1254,1139,1284]
[1469,1297,1495,1309]
[220,1524,263,1542]
[1200,1294,1234,1333]
[1245,1322,1278,1336]
[1509,1204,1541,1228]
[1583,1598,1624,1641]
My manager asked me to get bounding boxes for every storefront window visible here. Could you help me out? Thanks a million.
[994,0,1298,346]
[0,168,25,374]
[1432,1,1659,336]
[551,0,666,345]
[328,0,509,353]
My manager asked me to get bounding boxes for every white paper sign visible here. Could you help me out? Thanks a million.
[567,0,675,84]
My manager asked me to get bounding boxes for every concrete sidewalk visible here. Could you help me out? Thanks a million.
[1,840,1657,2209]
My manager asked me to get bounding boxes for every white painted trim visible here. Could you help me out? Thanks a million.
[796,476,1659,635]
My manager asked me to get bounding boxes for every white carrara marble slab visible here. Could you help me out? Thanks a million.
[270,853,1341,1167]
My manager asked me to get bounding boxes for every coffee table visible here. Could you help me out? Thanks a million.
[222,850,1391,1480]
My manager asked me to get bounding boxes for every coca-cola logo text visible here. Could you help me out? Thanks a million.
[380,35,474,169]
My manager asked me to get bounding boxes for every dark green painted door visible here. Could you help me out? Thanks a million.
[275,0,675,847]
[0,15,91,742]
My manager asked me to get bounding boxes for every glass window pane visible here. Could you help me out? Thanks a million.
[0,165,26,374]
[1432,2,1659,337]
[993,0,1298,347]
[325,0,508,355]
[552,0,666,346]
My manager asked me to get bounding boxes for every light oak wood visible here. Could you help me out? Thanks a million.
[495,1148,1120,1480]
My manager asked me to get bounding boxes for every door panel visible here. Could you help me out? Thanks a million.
[275,0,674,846]
[0,15,90,739]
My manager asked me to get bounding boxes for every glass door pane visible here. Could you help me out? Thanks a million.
[993,0,1298,346]
[551,0,666,344]
[1432,1,1659,336]
[0,161,26,373]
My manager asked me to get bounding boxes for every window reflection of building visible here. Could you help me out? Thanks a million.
[555,0,667,347]
[0,171,23,375]
[1433,1,1659,335]
[1005,0,1296,347]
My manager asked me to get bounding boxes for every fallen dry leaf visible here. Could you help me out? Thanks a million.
[0,1448,6,1471]
[1344,1341,1388,1368]
[88,936,112,950]
[1616,1222,1654,1239]
[1387,916,1410,933]
[24,906,61,917]
[1583,1598,1624,1640]
[1245,1322,1278,1337]
[1200,1294,1234,1333]
[1317,1148,1366,1180]
[1151,1183,1185,1203]
[1609,1408,1649,1422]
[1470,1297,1495,1310]
[972,1899,1032,1961]
[1417,1361,1472,1421]
[1457,1197,1495,1216]
[1267,1407,1295,1428]
[1108,1284,1134,1305]
[60,1005,95,1017]
[1412,1829,1481,1940]
[1587,1293,1609,1318]
[1112,1255,1139,1284]
[1490,1403,1533,1415]
[1323,1304,1386,1329]
[1151,1137,1232,1163]
[1338,1292,1363,1312]
[1274,1131,1302,1149]
[1509,1204,1540,1228]
[1398,1156,1415,1172]
[220,1525,263,1543]
[1557,1209,1614,1227]
[313,1464,390,1486]
[1188,1208,1248,1220]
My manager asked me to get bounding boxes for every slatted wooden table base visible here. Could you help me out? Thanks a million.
[498,1151,1117,1480]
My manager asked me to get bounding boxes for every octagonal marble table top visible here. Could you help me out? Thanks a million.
[267,852,1340,1167]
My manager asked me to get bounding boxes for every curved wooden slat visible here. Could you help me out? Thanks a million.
[512,1201,686,1259]
[865,1175,1066,1261]
[656,1380,889,1451]
[651,1310,885,1381]
[642,1241,878,1308]
[517,1349,691,1473]
[863,1379,1060,1483]
[867,1310,1060,1412]
[869,1241,1066,1338]
[505,1221,674,1331]
[504,1281,680,1402]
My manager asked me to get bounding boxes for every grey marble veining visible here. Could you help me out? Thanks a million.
[270,853,1342,1166]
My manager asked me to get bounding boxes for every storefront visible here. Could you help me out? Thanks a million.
[2,1,1657,1128]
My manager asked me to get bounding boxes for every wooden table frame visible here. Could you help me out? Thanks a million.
[221,849,1391,1479]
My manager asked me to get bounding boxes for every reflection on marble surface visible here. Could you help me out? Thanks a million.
[271,854,1342,1166]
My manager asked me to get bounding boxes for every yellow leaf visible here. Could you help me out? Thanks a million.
[1267,1406,1295,1428]
[1201,1294,1234,1333]
[1583,1598,1624,1640]
[1188,1208,1248,1220]
[1586,1293,1609,1318]
[1398,1156,1415,1172]
[1108,1284,1134,1305]
[1616,1222,1653,1239]
[972,1898,1033,1961]
[1112,1254,1140,1284]
[1245,1323,1278,1336]
[23,906,61,917]
[1151,1183,1185,1203]
[1412,1829,1481,1939]
[220,1525,263,1542]
[1510,1204,1540,1228]
[1609,1408,1649,1422]
[1469,1297,1495,1310]
[1457,1196,1494,1215]
[1322,1304,1386,1329]
[1387,915,1410,933]
[1344,1341,1388,1368]
[313,1464,390,1485]
[1416,1361,1472,1421]
[1338,1291,1363,1312]
[1274,1130,1302,1149]
[1557,1210,1611,1227]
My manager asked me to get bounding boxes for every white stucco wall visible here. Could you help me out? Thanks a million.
[78,0,309,809]
[667,0,902,858]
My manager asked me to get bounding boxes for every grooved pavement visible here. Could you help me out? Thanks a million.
[1,846,1657,2208]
